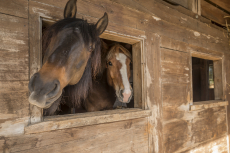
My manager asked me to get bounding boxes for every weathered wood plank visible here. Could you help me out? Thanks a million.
[191,106,227,143]
[145,33,163,153]
[3,118,148,153]
[113,0,226,40]
[209,0,230,13]
[163,120,190,152]
[160,36,188,52]
[31,0,230,54]
[133,42,142,108]
[190,100,228,111]
[184,135,228,153]
[225,55,230,135]
[163,106,227,152]
[0,0,28,18]
[0,13,28,81]
[162,83,188,107]
[214,60,223,100]
[25,109,151,134]
[0,81,29,117]
[201,0,229,26]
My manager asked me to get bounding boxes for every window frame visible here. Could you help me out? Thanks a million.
[189,50,228,111]
[27,2,150,133]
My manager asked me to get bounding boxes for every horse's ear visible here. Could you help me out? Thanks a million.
[64,0,77,19]
[96,12,108,35]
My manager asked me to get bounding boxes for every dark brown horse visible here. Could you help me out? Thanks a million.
[28,0,108,115]
[83,42,133,111]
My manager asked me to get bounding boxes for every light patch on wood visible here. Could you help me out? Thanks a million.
[194,32,200,37]
[0,114,17,120]
[185,67,189,71]
[146,66,153,88]
[178,104,189,111]
[2,37,25,45]
[152,15,161,21]
[140,35,147,39]
[181,17,187,21]
[202,34,211,39]
[32,7,52,19]
[0,117,29,136]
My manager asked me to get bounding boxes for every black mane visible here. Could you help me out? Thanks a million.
[43,18,101,115]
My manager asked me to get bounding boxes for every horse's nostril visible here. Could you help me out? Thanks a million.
[120,90,124,98]
[46,80,60,99]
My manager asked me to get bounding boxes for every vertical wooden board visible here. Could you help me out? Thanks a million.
[225,55,230,134]
[0,14,29,80]
[3,118,148,153]
[145,33,163,153]
[214,60,223,100]
[0,0,28,18]
[201,0,229,26]
[133,42,142,108]
[191,106,227,144]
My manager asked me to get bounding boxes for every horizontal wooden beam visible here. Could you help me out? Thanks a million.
[25,109,152,134]
[201,0,229,26]
[190,100,228,111]
[209,0,230,13]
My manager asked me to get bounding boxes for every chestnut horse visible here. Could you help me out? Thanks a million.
[28,0,108,115]
[83,42,133,111]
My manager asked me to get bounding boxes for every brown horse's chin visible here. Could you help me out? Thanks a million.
[28,91,62,109]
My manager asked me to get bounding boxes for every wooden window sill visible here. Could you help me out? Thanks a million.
[25,108,151,134]
[190,100,228,111]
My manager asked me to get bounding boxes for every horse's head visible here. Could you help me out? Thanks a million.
[28,0,108,109]
[105,44,133,103]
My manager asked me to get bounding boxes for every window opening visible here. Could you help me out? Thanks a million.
[192,57,215,102]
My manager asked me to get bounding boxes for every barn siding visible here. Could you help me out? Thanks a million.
[0,0,30,138]
[0,0,229,153]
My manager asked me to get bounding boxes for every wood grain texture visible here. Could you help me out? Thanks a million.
[0,13,28,81]
[31,0,230,54]
[145,33,163,153]
[133,42,143,108]
[113,0,225,40]
[0,81,29,117]
[225,55,230,135]
[0,81,29,136]
[0,0,28,18]
[2,118,148,153]
[190,100,228,111]
[163,106,227,152]
[214,60,223,100]
[201,0,229,26]
[184,135,228,153]
[25,109,151,134]
[209,0,230,14]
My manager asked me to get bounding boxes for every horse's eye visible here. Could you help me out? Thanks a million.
[89,46,93,52]
[108,61,112,66]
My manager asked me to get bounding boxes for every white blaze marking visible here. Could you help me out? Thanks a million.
[116,53,131,94]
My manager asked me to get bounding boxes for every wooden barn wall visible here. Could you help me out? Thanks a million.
[0,0,30,137]
[0,0,230,153]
